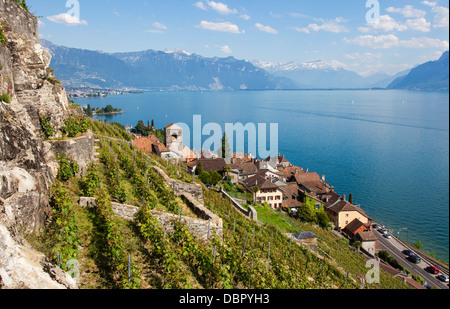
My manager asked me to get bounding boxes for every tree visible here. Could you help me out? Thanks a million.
[104,104,114,113]
[218,132,231,159]
[198,171,211,185]
[134,120,146,136]
[209,171,222,186]
[196,161,204,175]
[297,203,316,223]
[85,104,93,117]
[349,193,354,205]
[316,211,330,229]
[414,240,423,250]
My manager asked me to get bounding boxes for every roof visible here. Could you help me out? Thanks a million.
[152,142,170,153]
[133,137,155,154]
[293,232,318,240]
[357,231,378,242]
[293,172,327,194]
[327,200,370,219]
[189,158,227,173]
[277,166,303,179]
[344,218,370,235]
[242,174,279,191]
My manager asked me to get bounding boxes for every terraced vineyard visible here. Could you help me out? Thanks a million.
[28,118,411,289]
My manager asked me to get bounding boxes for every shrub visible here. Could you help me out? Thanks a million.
[62,115,90,138]
[0,28,6,46]
[0,93,10,103]
[47,76,61,86]
[13,0,29,11]
[80,165,100,197]
[56,154,79,182]
[39,114,54,139]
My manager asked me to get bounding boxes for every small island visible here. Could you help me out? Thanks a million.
[83,104,124,116]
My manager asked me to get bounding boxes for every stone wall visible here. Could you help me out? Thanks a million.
[79,197,222,240]
[151,165,204,203]
[49,132,95,175]
[220,188,258,222]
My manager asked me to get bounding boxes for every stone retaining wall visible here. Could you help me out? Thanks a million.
[220,188,258,221]
[79,196,222,240]
[49,132,95,176]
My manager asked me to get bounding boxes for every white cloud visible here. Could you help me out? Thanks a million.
[293,27,310,34]
[358,15,408,32]
[195,1,238,15]
[207,1,238,15]
[421,1,437,7]
[386,5,427,18]
[304,17,349,33]
[405,17,431,32]
[344,52,382,62]
[240,14,251,21]
[344,34,400,49]
[221,45,232,53]
[255,23,278,34]
[401,37,449,48]
[432,6,449,30]
[345,34,449,49]
[194,1,207,10]
[152,22,168,30]
[47,13,88,26]
[196,20,243,33]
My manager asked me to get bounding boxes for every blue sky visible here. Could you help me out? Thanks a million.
[29,0,449,76]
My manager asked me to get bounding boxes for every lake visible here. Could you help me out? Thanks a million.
[74,89,449,262]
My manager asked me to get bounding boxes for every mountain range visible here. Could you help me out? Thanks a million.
[387,51,449,91]
[41,40,448,91]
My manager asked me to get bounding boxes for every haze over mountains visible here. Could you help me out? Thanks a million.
[387,51,449,91]
[41,40,448,91]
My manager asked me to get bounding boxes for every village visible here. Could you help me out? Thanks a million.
[130,122,379,256]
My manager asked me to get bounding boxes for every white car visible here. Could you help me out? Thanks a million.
[383,233,392,239]
[437,274,449,283]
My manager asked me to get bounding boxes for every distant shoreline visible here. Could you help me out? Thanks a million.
[93,111,125,116]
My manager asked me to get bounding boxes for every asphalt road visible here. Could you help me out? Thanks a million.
[374,228,449,290]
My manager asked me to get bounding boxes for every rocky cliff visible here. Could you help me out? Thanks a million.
[0,0,76,289]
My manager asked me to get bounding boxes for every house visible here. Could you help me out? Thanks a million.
[343,218,371,238]
[133,135,161,155]
[292,232,318,253]
[281,183,302,212]
[227,161,259,184]
[152,142,172,159]
[291,170,329,196]
[242,174,284,209]
[163,123,194,160]
[356,231,379,257]
[188,158,227,176]
[324,199,371,231]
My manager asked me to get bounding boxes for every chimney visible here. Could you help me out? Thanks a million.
[322,175,326,182]
[343,194,346,201]
[331,186,335,192]
[306,168,309,173]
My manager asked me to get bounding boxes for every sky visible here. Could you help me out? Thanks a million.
[29,0,449,76]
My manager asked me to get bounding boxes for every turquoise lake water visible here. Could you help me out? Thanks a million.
[74,90,449,262]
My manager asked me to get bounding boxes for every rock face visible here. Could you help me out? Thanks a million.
[1,0,77,289]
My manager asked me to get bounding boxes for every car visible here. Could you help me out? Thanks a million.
[378,228,387,234]
[437,274,449,283]
[408,254,421,264]
[403,249,414,256]
[373,224,378,229]
[383,233,392,239]
[426,266,440,274]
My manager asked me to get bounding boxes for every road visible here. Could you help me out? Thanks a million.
[373,226,449,290]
